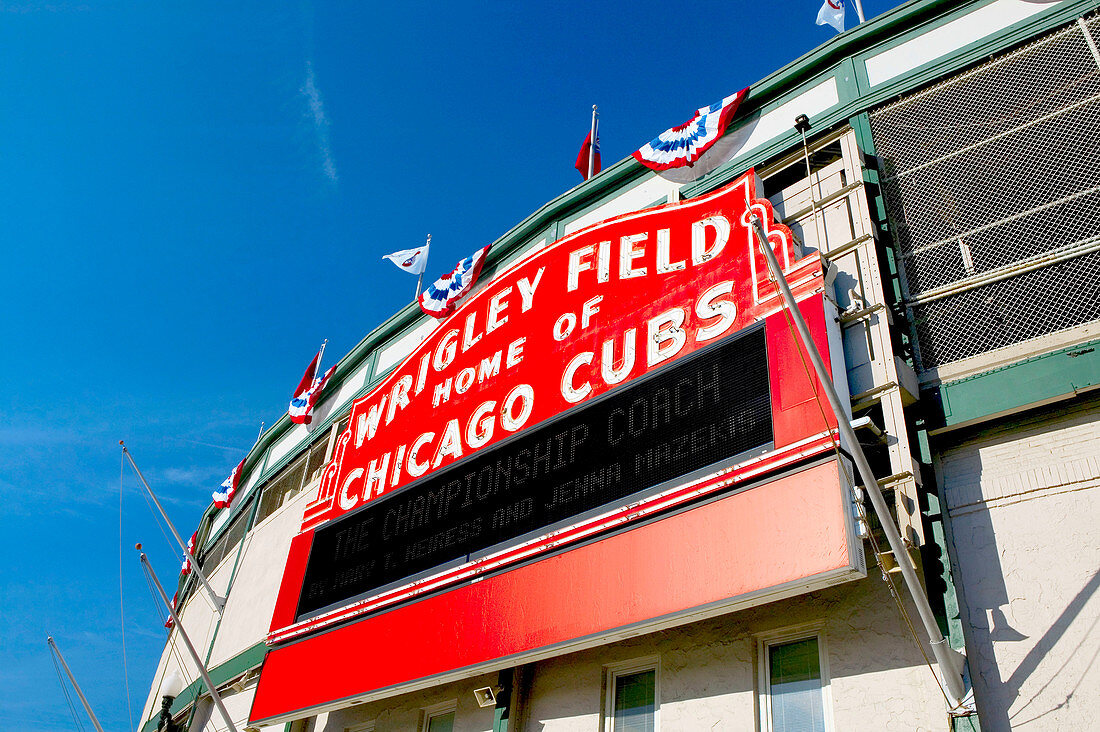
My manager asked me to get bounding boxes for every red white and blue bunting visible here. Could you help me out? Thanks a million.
[633,88,748,171]
[212,457,246,509]
[181,531,197,574]
[418,244,491,319]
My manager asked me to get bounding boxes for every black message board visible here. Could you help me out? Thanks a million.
[296,326,772,620]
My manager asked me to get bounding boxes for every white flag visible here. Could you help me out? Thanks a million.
[817,0,845,33]
[382,243,430,275]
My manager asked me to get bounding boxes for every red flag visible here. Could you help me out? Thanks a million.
[575,131,601,180]
[294,351,320,398]
[289,348,334,425]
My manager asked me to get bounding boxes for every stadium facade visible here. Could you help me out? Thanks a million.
[138,1,1100,730]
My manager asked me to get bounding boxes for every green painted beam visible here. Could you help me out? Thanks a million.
[928,339,1100,432]
[492,669,514,732]
[138,641,268,732]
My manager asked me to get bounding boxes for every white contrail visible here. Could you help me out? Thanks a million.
[302,60,338,182]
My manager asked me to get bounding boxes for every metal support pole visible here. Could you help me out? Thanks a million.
[588,105,598,179]
[747,212,967,705]
[121,443,225,613]
[47,636,107,732]
[794,115,828,254]
[416,234,431,299]
[852,0,866,24]
[139,546,240,732]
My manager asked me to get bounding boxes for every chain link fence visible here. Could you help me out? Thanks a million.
[869,15,1100,372]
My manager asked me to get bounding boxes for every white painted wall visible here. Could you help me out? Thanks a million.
[864,0,1058,87]
[562,177,680,236]
[206,483,313,667]
[138,485,313,728]
[937,395,1100,731]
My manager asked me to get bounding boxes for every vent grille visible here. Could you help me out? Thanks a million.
[869,17,1100,371]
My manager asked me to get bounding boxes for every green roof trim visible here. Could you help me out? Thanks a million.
[139,641,268,732]
[927,339,1100,432]
[198,0,1100,554]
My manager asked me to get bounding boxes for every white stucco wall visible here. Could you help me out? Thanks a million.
[138,486,312,728]
[318,575,946,732]
[937,395,1100,731]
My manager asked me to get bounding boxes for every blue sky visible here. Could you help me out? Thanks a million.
[0,1,887,729]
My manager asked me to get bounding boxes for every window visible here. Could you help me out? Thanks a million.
[425,711,454,732]
[303,421,344,488]
[421,701,456,732]
[199,499,251,571]
[759,630,832,732]
[254,453,308,525]
[604,657,659,732]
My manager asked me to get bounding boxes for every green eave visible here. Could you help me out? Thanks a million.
[203,0,1100,537]
[139,641,268,732]
[233,0,971,472]
[926,339,1100,432]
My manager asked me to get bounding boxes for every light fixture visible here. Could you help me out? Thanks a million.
[876,546,918,575]
[158,670,186,731]
[161,670,185,699]
[473,686,499,708]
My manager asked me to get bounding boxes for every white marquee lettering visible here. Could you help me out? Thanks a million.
[466,400,497,448]
[455,366,476,394]
[601,328,636,384]
[487,286,511,332]
[434,329,459,371]
[554,312,577,341]
[691,215,730,265]
[567,246,595,292]
[506,337,526,368]
[338,468,364,510]
[695,281,737,342]
[432,419,464,468]
[407,432,435,477]
[656,228,685,273]
[364,453,391,498]
[356,397,387,447]
[647,307,687,366]
[385,375,413,424]
[562,352,594,404]
[517,267,545,311]
[582,295,602,329]
[619,233,647,279]
[463,311,483,351]
[501,384,534,431]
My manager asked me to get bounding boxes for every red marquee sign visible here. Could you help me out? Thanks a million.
[254,171,853,723]
[308,170,822,531]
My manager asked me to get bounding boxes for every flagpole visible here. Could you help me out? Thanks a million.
[47,636,107,732]
[588,105,598,179]
[416,234,430,300]
[746,211,966,706]
[120,442,226,614]
[138,546,240,732]
[318,339,328,373]
[256,420,265,442]
[852,0,866,23]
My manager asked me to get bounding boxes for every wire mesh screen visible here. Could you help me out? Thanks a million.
[869,17,1100,371]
